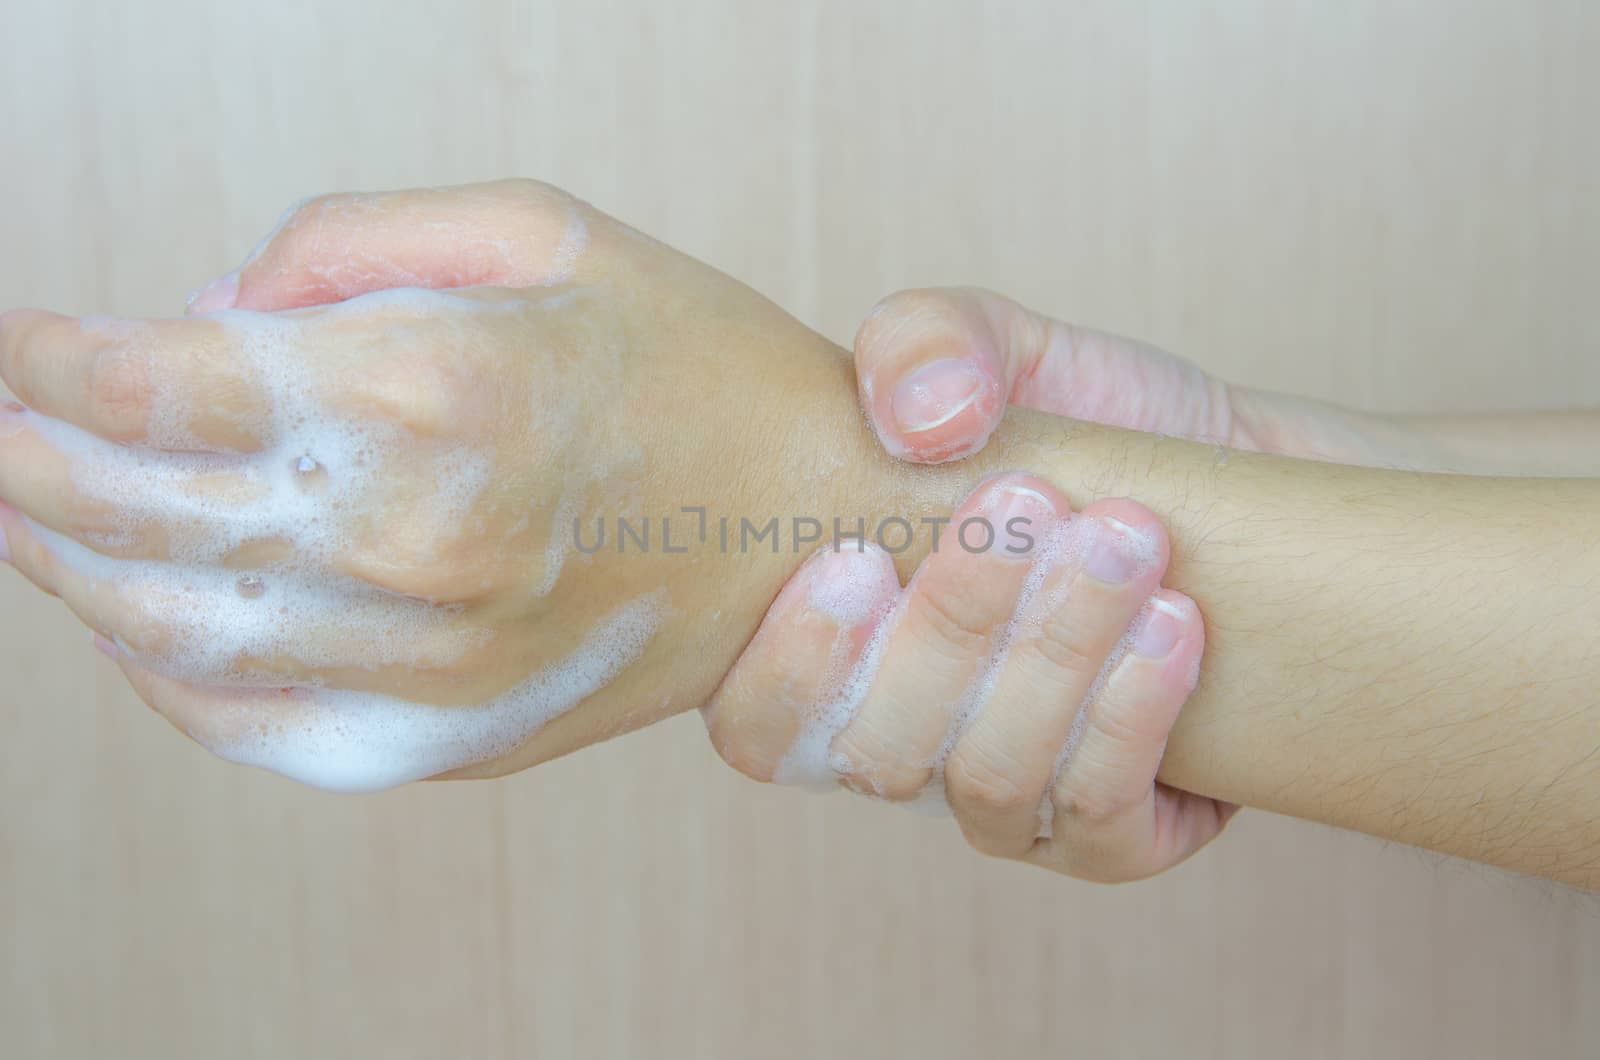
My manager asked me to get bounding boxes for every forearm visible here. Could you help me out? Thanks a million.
[982,415,1600,883]
[886,423,1600,883]
[496,298,1599,883]
[716,342,1600,884]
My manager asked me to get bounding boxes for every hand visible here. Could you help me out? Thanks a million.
[175,204,1237,875]
[848,286,1411,467]
[0,180,850,791]
[704,471,1232,882]
[704,288,1243,883]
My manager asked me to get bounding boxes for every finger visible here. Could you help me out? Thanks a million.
[854,288,1232,463]
[704,545,899,785]
[830,474,1068,802]
[2,505,478,693]
[96,642,345,788]
[0,403,272,560]
[187,179,590,314]
[1029,590,1232,881]
[0,309,273,450]
[97,635,580,793]
[943,498,1171,857]
[853,289,1009,464]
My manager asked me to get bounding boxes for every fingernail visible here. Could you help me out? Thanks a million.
[1083,516,1152,584]
[1133,598,1187,658]
[983,481,1058,558]
[93,633,119,659]
[890,358,986,434]
[185,270,239,314]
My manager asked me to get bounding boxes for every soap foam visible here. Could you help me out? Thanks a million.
[29,293,657,790]
[47,302,497,575]
[770,545,899,789]
[195,594,661,792]
[27,302,505,685]
[30,516,491,680]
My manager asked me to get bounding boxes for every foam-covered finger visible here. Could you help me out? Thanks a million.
[8,510,478,692]
[942,499,1170,856]
[188,180,590,314]
[1032,590,1210,881]
[0,309,273,451]
[97,635,613,794]
[98,646,334,786]
[0,502,125,619]
[830,474,1068,801]
[705,544,899,784]
[0,403,273,560]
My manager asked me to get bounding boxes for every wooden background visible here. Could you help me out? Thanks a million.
[3,2,1597,1056]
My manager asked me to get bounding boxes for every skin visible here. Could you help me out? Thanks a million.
[3,181,1598,889]
[706,475,1228,883]
[185,189,1234,882]
[711,287,1600,882]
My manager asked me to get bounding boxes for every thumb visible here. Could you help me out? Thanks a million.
[185,179,587,314]
[854,288,1230,464]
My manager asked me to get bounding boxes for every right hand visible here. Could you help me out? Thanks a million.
[704,289,1252,883]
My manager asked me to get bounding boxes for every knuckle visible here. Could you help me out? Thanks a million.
[289,191,350,229]
[274,194,338,249]
[85,348,152,430]
[1023,614,1103,679]
[945,746,1031,815]
[912,577,1000,658]
[831,729,931,802]
[1053,775,1139,828]
[268,192,368,265]
[0,308,40,385]
[15,533,62,597]
[60,499,125,550]
[958,819,1031,860]
[1090,700,1157,751]
[352,352,479,437]
[344,531,478,603]
[702,707,773,783]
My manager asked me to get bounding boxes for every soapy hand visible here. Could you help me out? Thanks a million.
[0,180,839,791]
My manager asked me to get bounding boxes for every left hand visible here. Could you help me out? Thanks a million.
[0,179,845,791]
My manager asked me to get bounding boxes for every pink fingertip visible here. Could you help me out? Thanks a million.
[93,633,119,659]
[185,270,239,314]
